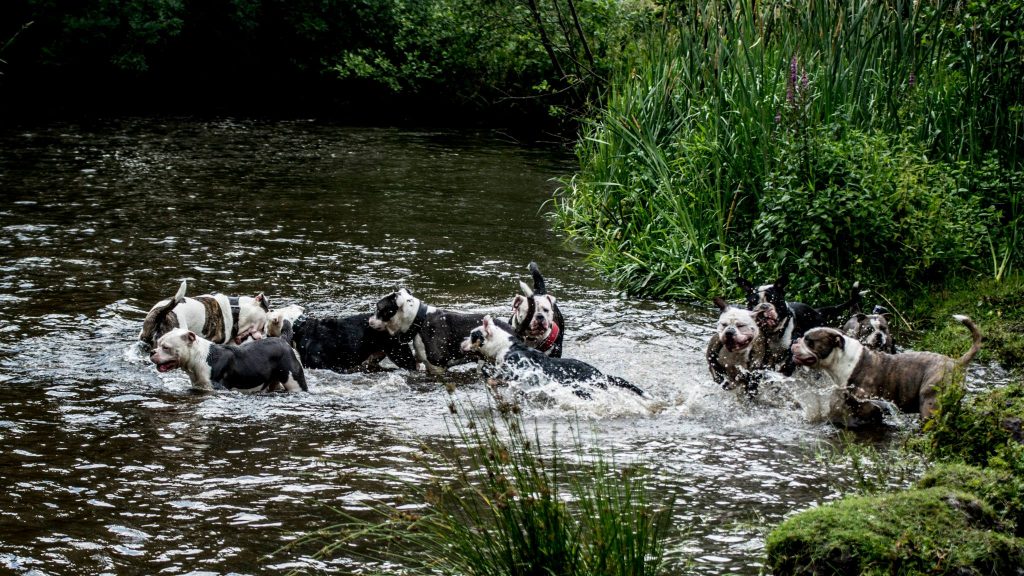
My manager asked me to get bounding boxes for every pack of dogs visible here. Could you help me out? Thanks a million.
[139,264,982,426]
[707,274,982,425]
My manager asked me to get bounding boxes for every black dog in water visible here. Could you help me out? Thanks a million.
[266,306,418,372]
[462,315,647,399]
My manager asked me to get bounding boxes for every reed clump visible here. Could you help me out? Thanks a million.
[298,396,676,575]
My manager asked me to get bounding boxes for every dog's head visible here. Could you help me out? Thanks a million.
[511,288,557,338]
[369,288,419,335]
[234,293,271,343]
[843,308,894,353]
[462,315,516,361]
[150,328,200,373]
[791,327,848,368]
[265,304,305,337]
[737,275,791,331]
[713,297,759,353]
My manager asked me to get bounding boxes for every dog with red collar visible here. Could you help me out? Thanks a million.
[139,280,270,351]
[509,262,565,357]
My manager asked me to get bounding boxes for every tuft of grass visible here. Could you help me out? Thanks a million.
[290,395,677,576]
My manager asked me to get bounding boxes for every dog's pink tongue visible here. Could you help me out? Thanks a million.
[157,362,176,373]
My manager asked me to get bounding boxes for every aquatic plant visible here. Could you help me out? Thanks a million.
[296,393,676,575]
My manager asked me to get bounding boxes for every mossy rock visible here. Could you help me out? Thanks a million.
[917,463,1024,536]
[765,487,1024,575]
[925,382,1024,476]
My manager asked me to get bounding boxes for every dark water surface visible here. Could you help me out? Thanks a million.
[1,118,926,575]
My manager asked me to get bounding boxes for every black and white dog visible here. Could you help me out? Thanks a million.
[462,315,646,399]
[368,288,485,374]
[149,328,307,393]
[705,297,765,396]
[266,305,418,372]
[139,280,270,350]
[736,275,861,375]
[509,262,565,357]
[842,305,896,354]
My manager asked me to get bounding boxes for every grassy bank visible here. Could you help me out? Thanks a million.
[555,0,1024,305]
[766,381,1024,575]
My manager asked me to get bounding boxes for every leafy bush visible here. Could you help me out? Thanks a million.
[556,0,1024,303]
[752,127,998,300]
[924,382,1024,477]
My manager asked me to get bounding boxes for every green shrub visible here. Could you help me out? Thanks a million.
[752,127,998,300]
[925,382,1024,477]
[556,0,1024,302]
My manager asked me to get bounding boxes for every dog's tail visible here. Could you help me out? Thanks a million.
[952,315,983,367]
[608,375,647,398]
[154,280,188,319]
[173,279,188,303]
[528,261,547,295]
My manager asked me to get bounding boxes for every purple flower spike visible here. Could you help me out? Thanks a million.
[908,72,916,88]
[790,56,798,86]
[775,111,781,124]
[801,70,809,92]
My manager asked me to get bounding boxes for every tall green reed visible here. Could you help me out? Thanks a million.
[292,396,676,575]
[555,0,1015,300]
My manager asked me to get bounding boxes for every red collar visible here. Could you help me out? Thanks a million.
[536,322,560,352]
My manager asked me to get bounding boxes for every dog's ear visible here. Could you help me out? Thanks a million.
[182,330,197,344]
[735,277,754,293]
[545,294,556,306]
[712,296,729,311]
[855,313,868,322]
[830,331,845,350]
[774,272,789,289]
[512,295,525,313]
[255,293,270,312]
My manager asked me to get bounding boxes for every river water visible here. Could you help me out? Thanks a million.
[0,117,935,575]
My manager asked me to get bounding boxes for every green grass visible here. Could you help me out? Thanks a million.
[292,395,676,575]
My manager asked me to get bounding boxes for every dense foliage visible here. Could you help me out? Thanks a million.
[0,0,652,124]
[556,0,1024,303]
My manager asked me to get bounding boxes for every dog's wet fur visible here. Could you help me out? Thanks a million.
[791,315,982,421]
[150,327,306,393]
[368,288,485,374]
[706,297,765,396]
[463,315,646,399]
[280,313,418,372]
[509,262,565,357]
